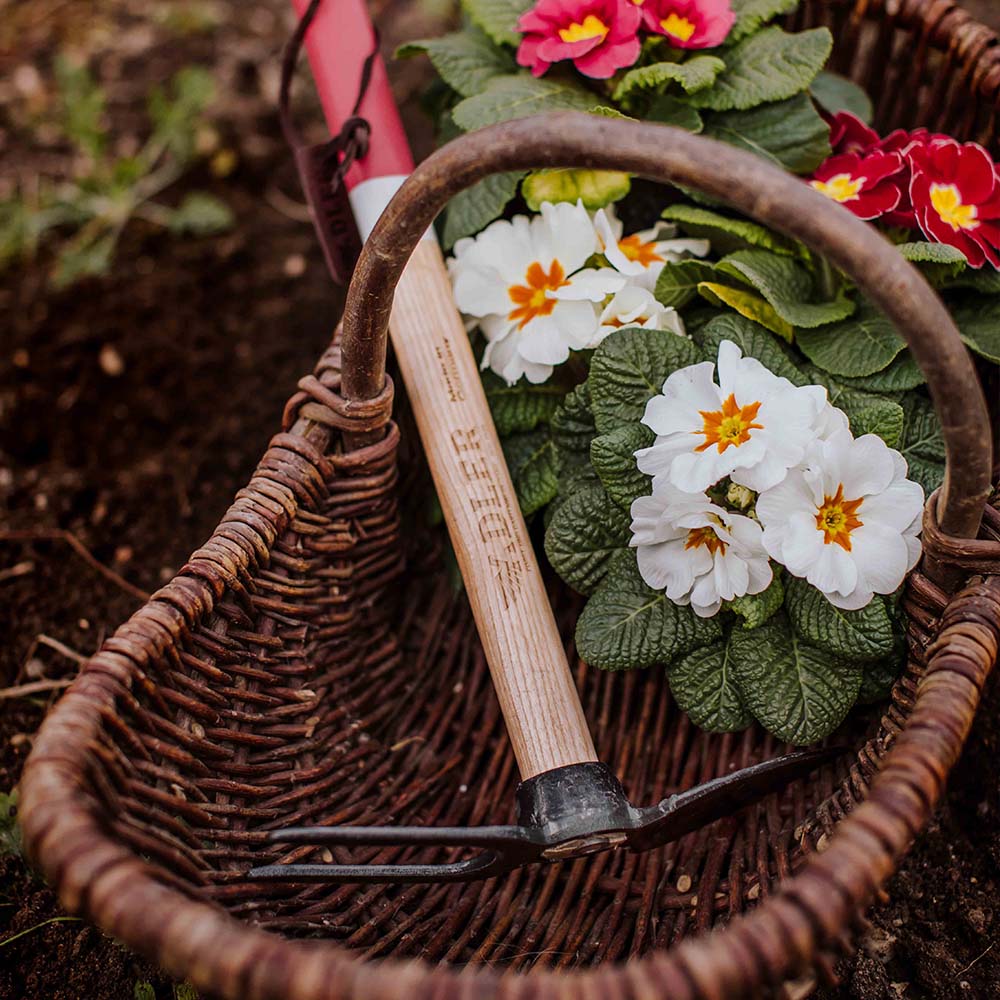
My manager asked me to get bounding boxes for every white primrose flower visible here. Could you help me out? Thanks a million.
[593,207,710,292]
[595,285,687,344]
[449,200,626,385]
[630,481,773,618]
[756,429,924,611]
[636,340,828,494]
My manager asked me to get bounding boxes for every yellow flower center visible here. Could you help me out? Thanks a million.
[618,234,664,267]
[811,173,864,204]
[815,484,864,551]
[695,393,763,454]
[558,14,609,43]
[685,524,728,557]
[508,260,569,329]
[660,13,697,42]
[929,183,979,231]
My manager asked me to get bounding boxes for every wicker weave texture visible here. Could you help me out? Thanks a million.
[18,2,1000,998]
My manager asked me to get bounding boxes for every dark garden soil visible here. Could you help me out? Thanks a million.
[1,2,998,998]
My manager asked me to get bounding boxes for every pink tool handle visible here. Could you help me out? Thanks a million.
[291,0,413,189]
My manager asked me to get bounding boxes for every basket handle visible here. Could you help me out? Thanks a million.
[340,111,992,542]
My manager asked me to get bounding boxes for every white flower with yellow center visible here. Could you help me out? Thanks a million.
[594,285,687,344]
[636,340,827,494]
[756,429,924,610]
[449,200,626,385]
[593,207,710,292]
[630,482,773,618]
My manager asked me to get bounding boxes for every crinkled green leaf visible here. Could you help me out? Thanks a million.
[654,259,720,308]
[576,551,722,670]
[502,429,558,516]
[796,302,905,376]
[698,282,795,342]
[613,55,726,102]
[483,373,567,435]
[784,576,895,661]
[544,481,630,594]
[895,241,969,287]
[849,401,905,447]
[841,351,925,393]
[728,0,799,44]
[443,171,525,247]
[898,391,945,494]
[949,295,1000,363]
[667,638,752,732]
[810,69,873,122]
[896,240,968,267]
[589,327,700,434]
[647,94,705,132]
[590,424,655,511]
[398,29,515,98]
[716,249,856,328]
[452,75,598,130]
[694,312,803,382]
[168,192,233,235]
[729,615,863,743]
[858,655,903,704]
[689,27,832,112]
[899,391,945,461]
[702,92,832,174]
[662,204,801,258]
[461,0,530,47]
[727,574,784,629]
[551,382,597,479]
[523,168,630,211]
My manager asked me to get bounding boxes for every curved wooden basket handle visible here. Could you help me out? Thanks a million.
[340,110,992,542]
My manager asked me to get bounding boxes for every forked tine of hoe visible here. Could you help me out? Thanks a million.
[248,748,843,884]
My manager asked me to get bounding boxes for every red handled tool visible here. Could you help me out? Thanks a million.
[249,0,841,884]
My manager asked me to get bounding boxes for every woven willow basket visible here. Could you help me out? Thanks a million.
[19,1,1000,997]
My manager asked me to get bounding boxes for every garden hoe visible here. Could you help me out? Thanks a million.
[248,0,841,885]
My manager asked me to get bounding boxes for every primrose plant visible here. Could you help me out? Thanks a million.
[1,57,233,288]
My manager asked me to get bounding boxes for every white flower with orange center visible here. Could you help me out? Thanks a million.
[595,285,687,343]
[449,200,626,385]
[593,207,710,292]
[756,429,924,610]
[630,481,773,618]
[636,340,827,494]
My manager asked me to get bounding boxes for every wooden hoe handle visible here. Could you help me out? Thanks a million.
[389,240,597,779]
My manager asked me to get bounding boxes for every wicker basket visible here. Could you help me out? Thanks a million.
[19,1,1000,997]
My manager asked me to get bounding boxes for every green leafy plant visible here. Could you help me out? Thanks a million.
[1,57,233,288]
[541,314,918,743]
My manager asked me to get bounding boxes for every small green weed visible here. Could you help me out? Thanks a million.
[1,56,233,288]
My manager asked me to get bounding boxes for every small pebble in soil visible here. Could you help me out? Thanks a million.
[283,253,307,277]
[98,344,125,377]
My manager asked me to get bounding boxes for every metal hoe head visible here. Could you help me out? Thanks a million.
[248,746,841,884]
